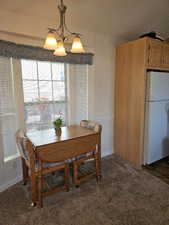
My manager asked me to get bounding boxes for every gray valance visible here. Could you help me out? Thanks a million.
[0,39,94,65]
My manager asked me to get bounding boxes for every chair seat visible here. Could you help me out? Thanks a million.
[78,161,96,178]
[26,161,64,177]
[44,161,64,168]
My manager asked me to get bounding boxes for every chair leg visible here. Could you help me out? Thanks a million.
[64,164,69,192]
[73,162,78,186]
[21,158,28,185]
[38,163,43,208]
[95,153,100,183]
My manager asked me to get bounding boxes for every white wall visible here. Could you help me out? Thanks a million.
[92,34,115,157]
[0,16,115,191]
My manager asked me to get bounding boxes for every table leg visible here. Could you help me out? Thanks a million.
[30,170,38,204]
[98,134,102,181]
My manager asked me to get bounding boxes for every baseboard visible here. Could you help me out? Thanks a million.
[102,153,114,159]
[102,150,113,158]
[0,175,22,193]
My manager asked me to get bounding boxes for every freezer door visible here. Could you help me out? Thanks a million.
[145,101,169,164]
[147,72,169,101]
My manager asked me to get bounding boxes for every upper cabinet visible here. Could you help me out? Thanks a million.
[147,39,169,70]
[162,44,169,68]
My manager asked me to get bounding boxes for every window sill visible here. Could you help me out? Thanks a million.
[4,152,20,163]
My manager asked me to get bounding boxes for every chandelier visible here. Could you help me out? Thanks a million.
[44,0,85,56]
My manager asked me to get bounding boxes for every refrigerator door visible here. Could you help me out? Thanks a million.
[147,72,169,101]
[145,101,169,164]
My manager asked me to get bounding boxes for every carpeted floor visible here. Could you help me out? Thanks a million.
[1,154,169,225]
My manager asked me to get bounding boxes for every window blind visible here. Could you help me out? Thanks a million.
[75,65,88,123]
[0,56,17,160]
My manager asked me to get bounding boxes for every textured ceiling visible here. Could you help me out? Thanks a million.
[0,0,169,44]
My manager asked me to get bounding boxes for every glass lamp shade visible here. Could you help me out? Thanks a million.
[44,32,57,50]
[71,37,85,53]
[54,41,67,56]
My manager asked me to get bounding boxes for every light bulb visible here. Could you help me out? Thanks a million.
[44,32,57,50]
[71,37,85,53]
[54,41,67,56]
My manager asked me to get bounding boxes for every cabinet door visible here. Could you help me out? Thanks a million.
[162,44,169,69]
[148,39,163,68]
[115,38,147,165]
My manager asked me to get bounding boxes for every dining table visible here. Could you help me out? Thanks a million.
[26,125,101,204]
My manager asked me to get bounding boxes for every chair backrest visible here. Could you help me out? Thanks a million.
[80,120,102,133]
[15,129,28,161]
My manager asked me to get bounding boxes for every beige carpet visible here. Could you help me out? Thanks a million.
[1,155,169,225]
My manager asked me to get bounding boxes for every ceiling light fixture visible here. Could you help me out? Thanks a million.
[44,0,85,56]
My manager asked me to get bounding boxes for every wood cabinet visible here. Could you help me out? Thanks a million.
[162,44,169,68]
[115,37,169,165]
[147,39,169,70]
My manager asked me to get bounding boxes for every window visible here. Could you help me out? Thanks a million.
[0,57,88,163]
[21,60,67,131]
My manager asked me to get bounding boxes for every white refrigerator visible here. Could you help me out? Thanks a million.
[144,71,169,164]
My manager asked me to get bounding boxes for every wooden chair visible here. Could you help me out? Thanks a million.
[72,120,102,186]
[37,148,69,208]
[15,129,69,208]
[15,129,30,185]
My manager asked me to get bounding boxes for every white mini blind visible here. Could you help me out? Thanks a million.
[75,65,88,123]
[0,56,17,160]
[0,57,14,114]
